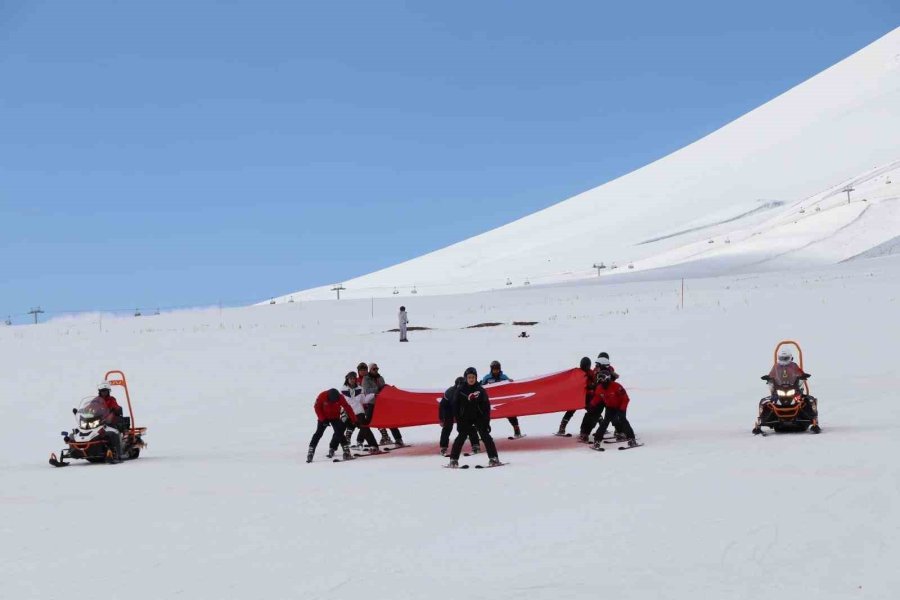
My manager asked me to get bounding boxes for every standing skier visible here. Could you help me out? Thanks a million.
[557,357,595,436]
[340,372,380,451]
[361,363,405,447]
[481,360,524,438]
[398,306,409,342]
[439,376,480,456]
[448,367,501,468]
[590,371,638,449]
[307,389,357,463]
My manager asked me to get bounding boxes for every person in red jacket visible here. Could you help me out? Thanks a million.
[307,389,357,463]
[590,372,638,449]
[95,381,125,463]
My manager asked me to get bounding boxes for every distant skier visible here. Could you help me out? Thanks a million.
[340,372,380,451]
[439,376,480,456]
[307,389,357,463]
[557,357,595,436]
[447,367,501,468]
[590,371,638,449]
[398,306,409,342]
[481,360,524,438]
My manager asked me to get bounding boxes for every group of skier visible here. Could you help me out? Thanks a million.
[306,361,406,463]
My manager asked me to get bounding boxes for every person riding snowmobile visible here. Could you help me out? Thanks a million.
[754,348,820,434]
[95,381,125,463]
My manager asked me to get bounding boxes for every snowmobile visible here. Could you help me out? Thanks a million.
[49,370,147,467]
[754,341,818,434]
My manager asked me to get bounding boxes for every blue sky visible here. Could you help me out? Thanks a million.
[1,1,896,321]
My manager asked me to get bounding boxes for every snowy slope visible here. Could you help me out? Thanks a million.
[4,256,900,599]
[270,28,900,302]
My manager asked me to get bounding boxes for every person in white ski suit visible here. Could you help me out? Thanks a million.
[398,306,409,342]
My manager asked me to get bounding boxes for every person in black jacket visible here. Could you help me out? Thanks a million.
[439,377,480,456]
[448,367,500,468]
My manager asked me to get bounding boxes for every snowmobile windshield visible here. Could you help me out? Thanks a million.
[77,397,110,428]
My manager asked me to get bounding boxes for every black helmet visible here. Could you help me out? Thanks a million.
[454,376,464,386]
[579,357,591,371]
[400,306,406,311]
[489,360,501,370]
[357,362,368,371]
[464,366,478,378]
[598,352,610,359]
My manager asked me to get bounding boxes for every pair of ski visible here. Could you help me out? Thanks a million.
[444,462,508,469]
[333,443,413,462]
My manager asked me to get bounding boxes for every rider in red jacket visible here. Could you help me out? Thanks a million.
[96,382,124,462]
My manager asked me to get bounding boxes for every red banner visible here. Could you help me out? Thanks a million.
[369,368,587,429]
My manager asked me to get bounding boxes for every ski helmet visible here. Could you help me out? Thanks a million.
[777,349,793,365]
[357,362,368,371]
[98,381,112,392]
[400,306,406,311]
[595,355,611,367]
[579,356,592,371]
[464,366,478,379]
[490,360,501,370]
[454,376,464,387]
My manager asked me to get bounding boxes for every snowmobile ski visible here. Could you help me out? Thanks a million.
[49,453,69,467]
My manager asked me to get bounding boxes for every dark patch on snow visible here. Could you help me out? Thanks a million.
[385,326,432,332]
[466,322,504,328]
[512,321,538,326]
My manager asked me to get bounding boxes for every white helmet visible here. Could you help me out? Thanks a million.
[98,381,112,392]
[777,349,793,365]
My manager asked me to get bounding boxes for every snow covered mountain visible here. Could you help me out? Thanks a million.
[270,27,900,302]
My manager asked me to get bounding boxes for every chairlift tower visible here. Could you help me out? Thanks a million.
[331,284,346,300]
[842,185,855,204]
[592,262,606,276]
[28,307,44,324]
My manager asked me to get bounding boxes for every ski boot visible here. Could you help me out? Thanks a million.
[326,448,336,459]
[342,448,353,461]
[393,439,406,448]
[446,458,459,469]
[471,444,481,454]
[440,448,448,456]
[591,440,603,451]
[488,457,502,467]
[306,447,315,463]
[556,426,567,436]
[810,424,821,434]
[752,426,762,435]
[512,430,524,439]
[578,433,589,443]
[615,432,628,442]
[626,438,639,448]
[378,430,392,446]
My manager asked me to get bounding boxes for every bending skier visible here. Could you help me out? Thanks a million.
[590,371,638,449]
[307,389,357,463]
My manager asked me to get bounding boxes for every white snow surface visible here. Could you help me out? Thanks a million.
[4,256,900,599]
[270,28,900,302]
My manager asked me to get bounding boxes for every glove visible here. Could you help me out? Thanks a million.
[798,373,810,380]
[760,375,772,382]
